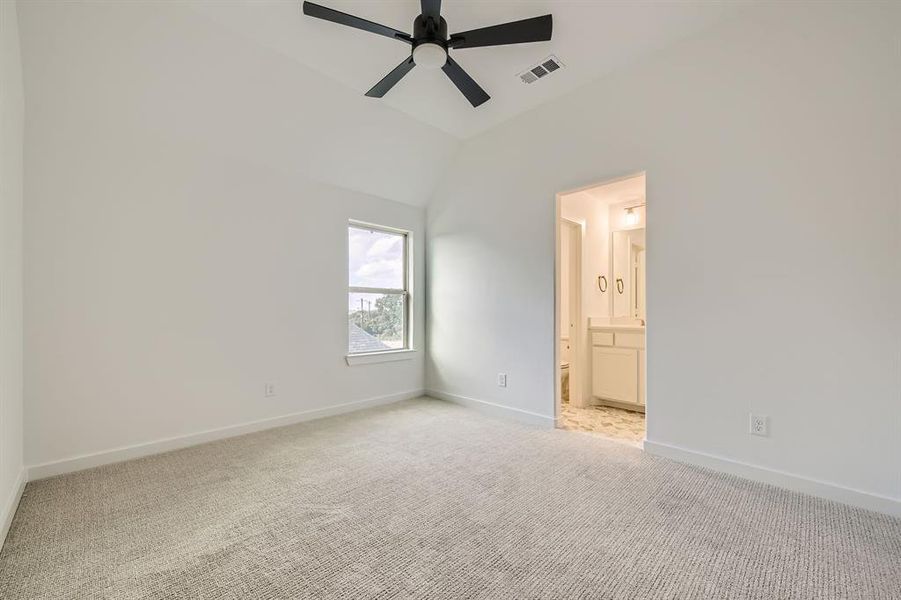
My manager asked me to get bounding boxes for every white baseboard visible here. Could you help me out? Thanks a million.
[27,389,424,481]
[426,389,555,429]
[644,440,901,518]
[1,468,27,551]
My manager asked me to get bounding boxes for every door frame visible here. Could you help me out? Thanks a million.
[558,218,583,411]
[554,171,647,428]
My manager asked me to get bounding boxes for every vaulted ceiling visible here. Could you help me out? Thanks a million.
[191,1,747,139]
[18,1,747,206]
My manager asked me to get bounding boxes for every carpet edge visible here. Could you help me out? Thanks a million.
[644,439,901,518]
[0,468,26,551]
[26,389,425,481]
[426,388,556,429]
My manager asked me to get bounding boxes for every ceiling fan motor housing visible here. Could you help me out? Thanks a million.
[412,14,448,68]
[413,14,448,47]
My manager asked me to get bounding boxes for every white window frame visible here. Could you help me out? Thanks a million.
[346,220,415,365]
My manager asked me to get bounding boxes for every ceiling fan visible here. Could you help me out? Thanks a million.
[302,1,552,108]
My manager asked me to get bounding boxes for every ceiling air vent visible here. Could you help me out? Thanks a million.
[518,55,564,84]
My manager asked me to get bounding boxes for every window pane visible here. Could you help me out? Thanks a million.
[348,292,405,352]
[349,226,404,289]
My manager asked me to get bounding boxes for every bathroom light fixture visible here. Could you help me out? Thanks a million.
[624,207,639,226]
[622,202,646,226]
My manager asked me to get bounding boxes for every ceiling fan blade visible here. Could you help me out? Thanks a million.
[442,56,490,107]
[421,0,441,21]
[449,14,552,49]
[365,57,416,98]
[303,2,412,44]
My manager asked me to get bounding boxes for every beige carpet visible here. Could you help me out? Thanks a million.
[1,398,899,599]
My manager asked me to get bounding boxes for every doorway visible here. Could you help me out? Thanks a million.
[555,173,647,446]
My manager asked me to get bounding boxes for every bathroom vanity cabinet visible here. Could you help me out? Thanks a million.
[589,321,645,411]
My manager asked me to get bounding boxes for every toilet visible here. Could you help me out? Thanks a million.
[560,340,571,402]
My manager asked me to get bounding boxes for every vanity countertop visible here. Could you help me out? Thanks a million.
[588,318,645,333]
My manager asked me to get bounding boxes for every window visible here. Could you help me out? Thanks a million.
[347,222,410,356]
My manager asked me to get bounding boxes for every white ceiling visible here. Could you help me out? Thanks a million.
[19,1,746,207]
[190,0,747,139]
[18,0,460,206]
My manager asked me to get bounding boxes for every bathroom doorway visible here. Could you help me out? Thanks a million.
[555,173,647,446]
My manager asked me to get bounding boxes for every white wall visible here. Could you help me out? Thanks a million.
[18,1,457,208]
[560,191,611,321]
[0,0,25,540]
[20,1,432,471]
[427,3,901,510]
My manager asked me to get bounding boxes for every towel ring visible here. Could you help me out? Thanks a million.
[616,278,624,294]
[597,275,608,292]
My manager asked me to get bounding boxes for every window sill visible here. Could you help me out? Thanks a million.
[345,349,417,366]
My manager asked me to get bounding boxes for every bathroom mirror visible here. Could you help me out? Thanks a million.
[611,228,646,321]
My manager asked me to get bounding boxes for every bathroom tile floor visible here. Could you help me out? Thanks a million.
[559,400,645,446]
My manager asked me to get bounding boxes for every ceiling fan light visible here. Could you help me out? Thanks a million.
[413,43,447,69]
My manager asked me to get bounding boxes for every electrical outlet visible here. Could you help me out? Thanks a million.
[749,413,768,437]
[497,373,507,388]
[264,383,276,398]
